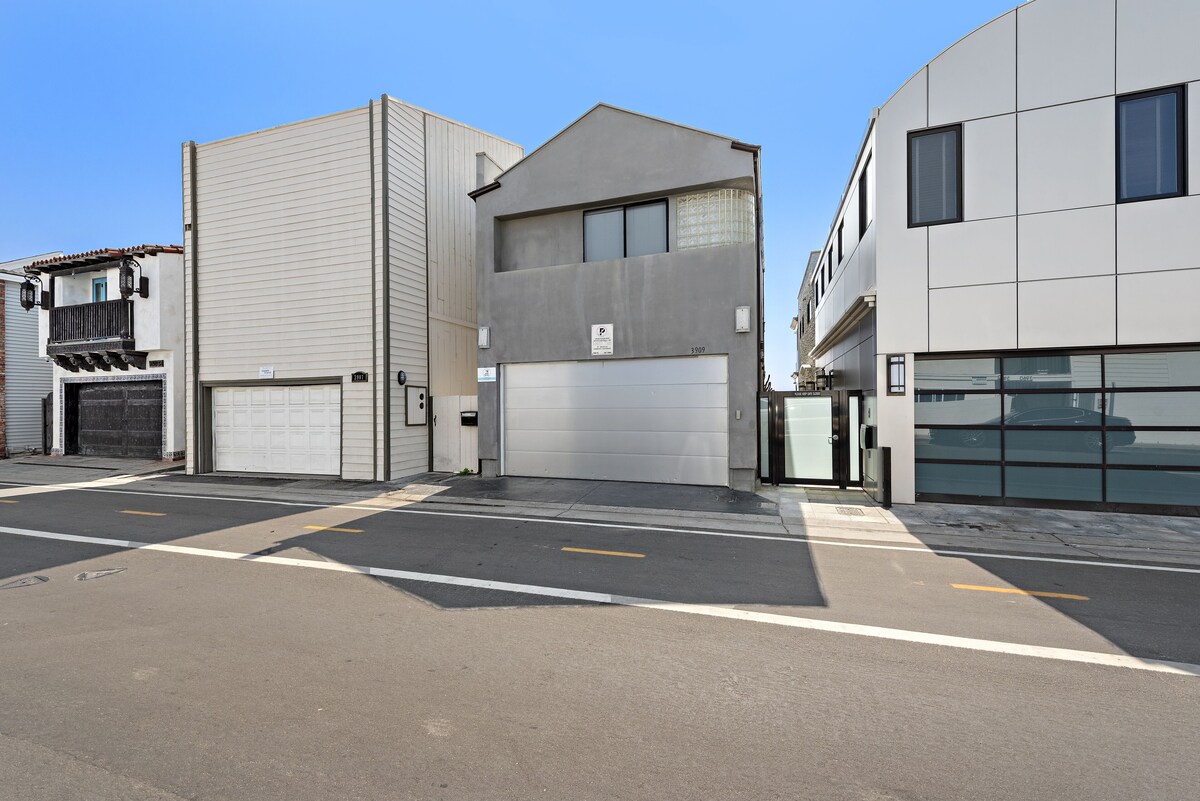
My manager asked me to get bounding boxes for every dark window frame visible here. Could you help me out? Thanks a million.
[837,222,844,263]
[858,153,872,238]
[1116,84,1187,204]
[582,198,669,262]
[907,124,963,228]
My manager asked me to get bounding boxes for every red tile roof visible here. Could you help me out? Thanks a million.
[25,245,183,273]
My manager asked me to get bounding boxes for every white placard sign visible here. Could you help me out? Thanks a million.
[258,366,275,379]
[591,323,614,356]
[477,367,497,382]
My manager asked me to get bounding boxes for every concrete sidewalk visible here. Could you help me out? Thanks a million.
[2,458,1198,566]
[762,485,1200,566]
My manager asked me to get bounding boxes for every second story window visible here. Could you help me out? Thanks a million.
[584,200,667,262]
[1118,85,1186,202]
[92,276,107,303]
[859,153,873,237]
[837,222,844,262]
[908,125,961,227]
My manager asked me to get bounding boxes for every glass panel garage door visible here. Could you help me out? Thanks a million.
[503,356,729,486]
[212,385,340,475]
[914,350,1200,512]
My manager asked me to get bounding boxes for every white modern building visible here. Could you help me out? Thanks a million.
[1,254,58,455]
[802,0,1200,514]
[183,97,522,480]
[20,246,186,460]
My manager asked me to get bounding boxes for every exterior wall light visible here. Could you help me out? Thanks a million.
[478,326,491,349]
[735,306,751,333]
[18,276,48,310]
[887,354,906,395]
[119,257,150,299]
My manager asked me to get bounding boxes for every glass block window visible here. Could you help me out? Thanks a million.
[676,188,755,250]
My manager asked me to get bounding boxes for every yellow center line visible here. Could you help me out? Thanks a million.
[304,525,364,533]
[120,510,167,517]
[561,547,645,559]
[0,500,18,504]
[952,583,1089,601]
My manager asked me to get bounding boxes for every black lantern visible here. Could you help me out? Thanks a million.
[19,278,38,310]
[119,257,150,299]
[118,259,135,298]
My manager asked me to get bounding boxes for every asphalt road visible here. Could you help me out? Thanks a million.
[1,480,1197,800]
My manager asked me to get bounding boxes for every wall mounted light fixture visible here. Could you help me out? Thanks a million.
[119,257,150,299]
[18,276,43,310]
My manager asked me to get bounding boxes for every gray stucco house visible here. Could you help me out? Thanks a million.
[472,104,764,490]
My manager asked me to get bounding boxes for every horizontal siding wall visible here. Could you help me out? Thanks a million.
[387,100,430,477]
[192,108,375,479]
[423,113,523,398]
[4,287,53,452]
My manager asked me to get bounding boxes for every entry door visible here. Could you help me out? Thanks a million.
[775,393,838,485]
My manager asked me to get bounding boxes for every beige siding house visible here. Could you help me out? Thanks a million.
[183,97,522,480]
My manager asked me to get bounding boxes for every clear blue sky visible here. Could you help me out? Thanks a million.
[1,0,1015,387]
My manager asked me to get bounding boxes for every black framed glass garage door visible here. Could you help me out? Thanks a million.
[914,349,1200,515]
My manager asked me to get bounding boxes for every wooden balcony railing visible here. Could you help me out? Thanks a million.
[49,299,134,344]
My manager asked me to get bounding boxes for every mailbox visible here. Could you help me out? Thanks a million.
[860,424,877,450]
[460,411,478,427]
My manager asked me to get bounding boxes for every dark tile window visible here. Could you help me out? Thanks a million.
[908,125,961,226]
[858,153,873,237]
[1117,86,1186,202]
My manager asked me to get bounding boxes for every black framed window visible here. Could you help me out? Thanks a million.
[826,251,832,282]
[859,153,873,237]
[1117,85,1186,203]
[908,125,962,227]
[837,222,844,263]
[583,200,667,262]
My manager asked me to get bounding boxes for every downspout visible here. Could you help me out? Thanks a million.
[381,94,391,481]
[368,100,378,478]
[185,141,202,471]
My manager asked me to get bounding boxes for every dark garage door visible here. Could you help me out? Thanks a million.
[75,381,163,459]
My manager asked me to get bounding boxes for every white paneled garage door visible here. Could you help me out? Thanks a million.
[503,356,729,486]
[212,385,340,475]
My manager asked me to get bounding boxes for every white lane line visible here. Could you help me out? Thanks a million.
[1,481,1198,575]
[2,524,1197,677]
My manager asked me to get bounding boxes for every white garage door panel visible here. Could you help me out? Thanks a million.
[509,430,728,458]
[503,356,729,486]
[505,407,727,434]
[505,383,727,411]
[212,384,340,475]
[505,451,728,487]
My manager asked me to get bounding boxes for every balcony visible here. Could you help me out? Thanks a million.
[48,299,134,351]
[47,300,144,371]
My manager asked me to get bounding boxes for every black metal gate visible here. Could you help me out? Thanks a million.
[67,381,163,459]
[42,392,53,455]
[762,390,863,489]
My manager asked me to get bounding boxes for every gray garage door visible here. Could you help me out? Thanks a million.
[503,356,729,486]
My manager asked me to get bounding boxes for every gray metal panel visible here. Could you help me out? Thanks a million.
[503,355,728,486]
[5,289,53,453]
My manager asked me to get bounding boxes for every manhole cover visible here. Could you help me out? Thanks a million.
[0,575,49,589]
[75,568,127,582]
[836,506,865,516]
